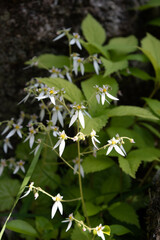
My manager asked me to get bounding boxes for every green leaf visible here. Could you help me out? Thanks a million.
[0,140,43,240]
[107,106,159,121]
[110,224,131,236]
[81,75,118,116]
[103,225,111,236]
[101,57,128,77]
[119,148,160,178]
[38,77,84,103]
[82,155,114,174]
[106,35,138,54]
[108,202,140,227]
[35,217,53,234]
[81,14,106,45]
[148,17,160,26]
[0,178,20,211]
[25,54,70,69]
[126,67,154,81]
[110,116,134,128]
[126,53,149,62]
[139,0,160,10]
[82,112,109,135]
[140,122,160,138]
[81,40,110,58]
[85,202,101,216]
[118,156,141,178]
[140,33,160,81]
[6,220,38,237]
[143,98,160,117]
[71,225,92,240]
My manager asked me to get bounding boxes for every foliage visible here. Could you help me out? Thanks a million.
[0,12,160,240]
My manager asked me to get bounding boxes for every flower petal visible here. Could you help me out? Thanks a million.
[69,111,78,127]
[59,139,65,156]
[114,145,125,156]
[57,201,63,215]
[78,110,85,129]
[106,92,119,101]
[66,221,72,232]
[51,202,58,218]
[106,145,113,155]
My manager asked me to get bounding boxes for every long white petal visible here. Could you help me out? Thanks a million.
[3,144,7,153]
[53,140,61,150]
[80,165,84,178]
[58,111,64,127]
[106,145,113,155]
[76,40,82,50]
[1,125,10,135]
[21,166,25,173]
[106,92,119,101]
[78,110,85,129]
[73,60,78,75]
[120,144,126,155]
[57,201,63,215]
[20,189,31,199]
[101,93,105,105]
[66,72,72,82]
[51,202,58,218]
[29,135,35,148]
[50,96,56,105]
[59,140,65,156]
[53,32,65,41]
[73,164,78,174]
[13,166,19,174]
[97,231,105,240]
[40,109,45,121]
[52,112,58,125]
[66,221,72,232]
[80,63,84,75]
[17,130,22,138]
[70,39,76,45]
[96,94,100,104]
[69,111,78,127]
[114,145,125,156]
[93,60,99,75]
[6,129,16,139]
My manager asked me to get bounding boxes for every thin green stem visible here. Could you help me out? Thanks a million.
[77,121,90,226]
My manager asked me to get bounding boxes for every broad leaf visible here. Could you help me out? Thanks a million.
[85,202,101,216]
[110,224,131,236]
[81,40,110,58]
[140,33,160,81]
[140,122,160,138]
[101,57,128,77]
[121,67,154,81]
[82,155,114,174]
[143,98,160,117]
[71,225,91,240]
[0,178,20,211]
[106,35,138,54]
[25,54,70,69]
[108,202,140,227]
[119,148,160,178]
[107,106,159,121]
[6,220,38,237]
[38,77,84,103]
[81,14,106,45]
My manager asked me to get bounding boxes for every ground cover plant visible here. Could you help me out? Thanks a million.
[0,7,160,240]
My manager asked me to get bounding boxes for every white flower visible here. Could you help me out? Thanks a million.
[39,103,46,121]
[30,139,41,156]
[116,134,126,156]
[51,193,63,218]
[13,160,25,174]
[94,85,119,105]
[100,85,119,104]
[92,54,101,75]
[36,87,58,105]
[106,137,125,156]
[3,138,13,153]
[24,127,36,149]
[1,118,14,135]
[51,126,59,137]
[28,114,38,125]
[20,182,34,199]
[70,33,82,50]
[52,105,64,127]
[49,67,64,79]
[0,159,7,176]
[95,224,105,240]
[7,157,16,169]
[62,213,74,232]
[53,28,71,41]
[64,66,72,82]
[69,104,86,129]
[90,130,100,149]
[53,130,67,156]
[73,57,84,75]
[6,123,23,139]
[72,157,84,178]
